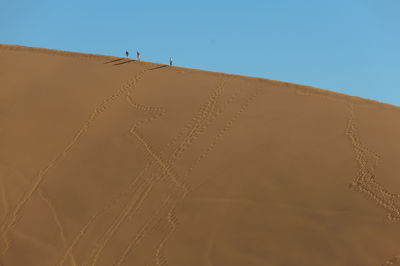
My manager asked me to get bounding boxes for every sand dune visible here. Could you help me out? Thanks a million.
[0,44,400,266]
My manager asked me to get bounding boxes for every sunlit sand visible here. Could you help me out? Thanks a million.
[1,44,400,266]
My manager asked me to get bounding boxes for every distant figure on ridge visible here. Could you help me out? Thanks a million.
[126,50,129,58]
[169,57,173,66]
[137,50,141,61]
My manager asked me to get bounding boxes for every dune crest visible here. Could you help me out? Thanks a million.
[0,44,400,266]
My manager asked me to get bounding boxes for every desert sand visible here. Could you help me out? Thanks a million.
[0,44,400,266]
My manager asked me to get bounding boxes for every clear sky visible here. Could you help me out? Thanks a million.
[1,0,399,106]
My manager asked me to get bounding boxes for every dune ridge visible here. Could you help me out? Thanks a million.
[0,44,400,265]
[1,43,399,110]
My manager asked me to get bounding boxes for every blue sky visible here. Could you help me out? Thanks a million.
[1,0,399,106]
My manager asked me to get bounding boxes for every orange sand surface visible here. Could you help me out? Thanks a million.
[1,44,400,266]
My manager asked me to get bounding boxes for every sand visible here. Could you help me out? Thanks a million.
[0,44,400,266]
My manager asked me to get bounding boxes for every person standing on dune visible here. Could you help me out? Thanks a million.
[137,50,141,61]
[169,57,173,66]
[126,50,129,58]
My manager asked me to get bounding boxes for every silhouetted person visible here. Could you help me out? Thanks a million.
[126,50,129,58]
[169,57,173,66]
[137,51,141,61]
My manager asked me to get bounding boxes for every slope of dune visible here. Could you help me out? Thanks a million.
[0,44,400,266]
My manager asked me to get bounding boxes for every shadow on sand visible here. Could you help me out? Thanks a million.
[103,58,124,64]
[147,65,168,71]
[113,59,136,66]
